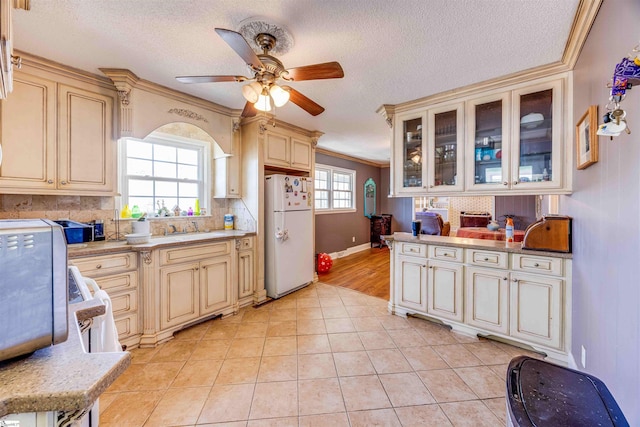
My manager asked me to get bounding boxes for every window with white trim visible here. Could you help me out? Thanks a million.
[120,132,210,215]
[314,164,356,213]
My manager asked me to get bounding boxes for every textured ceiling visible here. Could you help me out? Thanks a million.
[12,0,580,163]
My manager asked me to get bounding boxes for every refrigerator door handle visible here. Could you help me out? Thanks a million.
[275,228,289,241]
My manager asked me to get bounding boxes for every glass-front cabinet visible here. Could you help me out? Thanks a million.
[426,102,464,193]
[465,79,563,192]
[465,93,510,192]
[395,112,426,194]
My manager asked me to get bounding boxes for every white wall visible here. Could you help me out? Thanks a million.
[565,0,640,423]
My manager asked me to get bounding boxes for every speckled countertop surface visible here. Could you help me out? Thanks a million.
[384,232,573,259]
[0,299,131,418]
[68,230,256,258]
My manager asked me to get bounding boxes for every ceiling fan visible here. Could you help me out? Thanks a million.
[176,27,344,118]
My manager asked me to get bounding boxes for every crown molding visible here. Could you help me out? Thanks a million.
[316,147,389,167]
[241,115,323,139]
[561,0,603,69]
[12,0,29,10]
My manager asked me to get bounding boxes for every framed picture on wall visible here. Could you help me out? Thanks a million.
[576,105,598,170]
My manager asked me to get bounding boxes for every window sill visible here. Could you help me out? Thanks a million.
[315,208,357,215]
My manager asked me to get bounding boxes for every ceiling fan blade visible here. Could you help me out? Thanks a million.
[284,62,344,81]
[215,28,264,70]
[282,86,325,116]
[176,75,247,83]
[241,101,258,118]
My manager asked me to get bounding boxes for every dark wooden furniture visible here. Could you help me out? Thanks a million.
[369,214,392,248]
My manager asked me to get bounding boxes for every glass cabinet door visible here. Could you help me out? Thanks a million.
[511,80,562,189]
[466,93,510,191]
[427,102,464,192]
[395,113,426,193]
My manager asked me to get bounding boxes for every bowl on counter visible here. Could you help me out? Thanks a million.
[124,233,152,245]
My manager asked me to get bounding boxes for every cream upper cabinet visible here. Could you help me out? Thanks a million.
[264,130,312,171]
[57,84,115,193]
[0,74,56,191]
[0,71,116,195]
[214,133,241,198]
[389,73,571,196]
[0,0,15,99]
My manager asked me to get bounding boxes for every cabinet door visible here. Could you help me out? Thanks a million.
[395,112,427,194]
[509,272,562,349]
[290,138,312,170]
[160,263,200,330]
[427,260,463,322]
[511,80,563,190]
[465,92,511,192]
[58,84,115,193]
[238,249,255,300]
[264,131,290,168]
[465,266,509,334]
[395,254,428,312]
[0,74,56,191]
[427,102,464,193]
[200,255,233,315]
[214,154,241,198]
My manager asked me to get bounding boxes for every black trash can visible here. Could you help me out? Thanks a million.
[507,356,629,427]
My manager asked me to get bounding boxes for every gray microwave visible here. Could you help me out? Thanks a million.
[0,219,68,362]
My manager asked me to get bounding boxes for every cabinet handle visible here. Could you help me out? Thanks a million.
[47,179,54,184]
[95,264,102,269]
[503,181,508,186]
[60,180,67,185]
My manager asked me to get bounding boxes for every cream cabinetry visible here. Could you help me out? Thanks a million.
[0,0,16,99]
[71,251,140,349]
[389,73,571,196]
[214,132,241,198]
[264,130,313,171]
[0,70,116,195]
[158,241,233,331]
[236,236,255,307]
[389,237,571,363]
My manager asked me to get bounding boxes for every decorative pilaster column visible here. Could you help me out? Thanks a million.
[100,68,140,138]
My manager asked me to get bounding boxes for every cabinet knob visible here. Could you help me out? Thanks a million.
[60,180,67,185]
[429,266,433,269]
[195,267,199,271]
[503,277,508,281]
[484,257,489,261]
[47,179,54,184]
[513,181,518,185]
[429,184,434,188]
[96,264,102,269]
[534,263,540,267]
[512,278,518,282]
[503,181,508,186]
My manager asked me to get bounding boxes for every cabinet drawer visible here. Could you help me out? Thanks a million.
[429,245,463,262]
[466,249,508,269]
[160,241,232,265]
[512,254,563,276]
[398,242,427,257]
[111,289,138,316]
[114,312,139,339]
[94,271,138,293]
[72,252,137,276]
[238,237,253,250]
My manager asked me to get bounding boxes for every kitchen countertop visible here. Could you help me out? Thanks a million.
[68,230,256,257]
[0,299,131,418]
[384,232,572,259]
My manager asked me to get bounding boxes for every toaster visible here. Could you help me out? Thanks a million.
[522,215,572,253]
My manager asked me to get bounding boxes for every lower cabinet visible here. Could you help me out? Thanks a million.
[427,259,464,322]
[71,251,140,349]
[396,254,428,312]
[237,236,256,307]
[390,239,570,362]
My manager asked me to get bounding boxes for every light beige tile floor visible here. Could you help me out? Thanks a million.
[100,282,544,426]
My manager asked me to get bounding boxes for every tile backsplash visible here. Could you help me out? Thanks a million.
[0,195,255,240]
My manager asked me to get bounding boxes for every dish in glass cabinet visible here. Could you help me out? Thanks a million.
[520,112,544,129]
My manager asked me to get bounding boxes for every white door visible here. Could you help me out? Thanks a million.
[465,266,509,334]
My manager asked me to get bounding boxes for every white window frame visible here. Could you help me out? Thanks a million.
[118,132,211,215]
[314,163,357,214]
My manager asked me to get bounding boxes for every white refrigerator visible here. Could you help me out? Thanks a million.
[265,174,314,299]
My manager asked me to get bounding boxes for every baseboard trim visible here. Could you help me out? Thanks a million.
[328,243,372,260]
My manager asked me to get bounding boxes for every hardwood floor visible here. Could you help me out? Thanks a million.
[317,246,390,300]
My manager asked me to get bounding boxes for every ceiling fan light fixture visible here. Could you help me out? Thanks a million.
[254,87,272,112]
[269,84,290,107]
[242,81,262,103]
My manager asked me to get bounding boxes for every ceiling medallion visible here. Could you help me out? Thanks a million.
[237,17,294,56]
